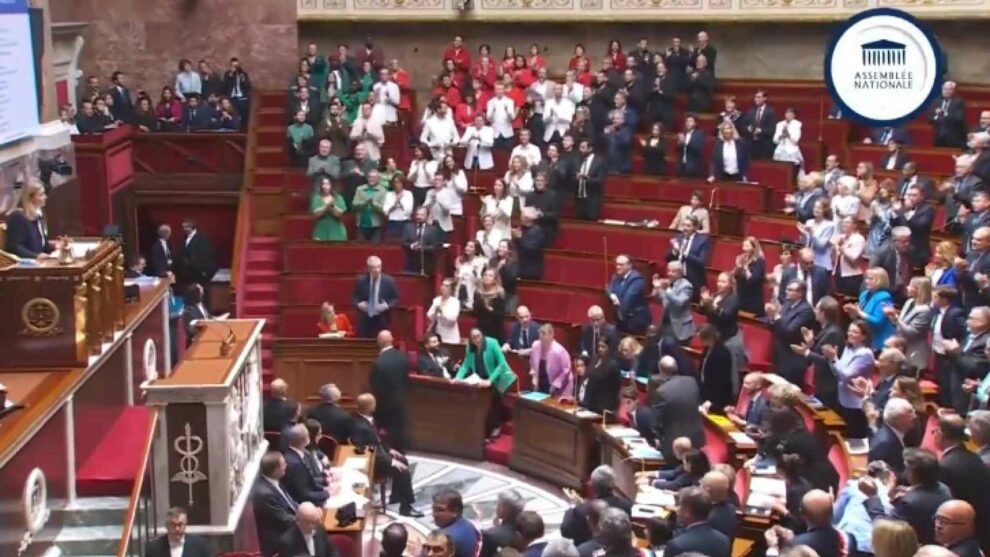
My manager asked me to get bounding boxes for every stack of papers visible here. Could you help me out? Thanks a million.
[631,504,669,519]
[630,446,664,460]
[605,426,642,438]
[845,438,870,455]
[575,409,600,419]
[728,431,756,445]
[342,456,368,470]
[636,487,676,507]
[746,476,787,509]
[521,391,551,402]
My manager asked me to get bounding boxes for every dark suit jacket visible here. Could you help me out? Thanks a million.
[929,95,967,147]
[288,97,323,127]
[581,358,622,414]
[144,534,211,557]
[3,210,52,258]
[768,299,816,384]
[743,105,777,143]
[222,70,253,99]
[264,396,297,433]
[580,323,619,358]
[183,106,213,131]
[351,273,400,317]
[871,126,910,146]
[677,128,706,178]
[525,189,562,241]
[561,493,632,546]
[940,445,990,515]
[778,265,831,305]
[417,348,455,378]
[805,323,845,406]
[401,222,443,274]
[957,250,990,308]
[663,522,731,557]
[514,224,547,280]
[480,522,516,557]
[710,139,750,180]
[109,85,135,123]
[650,375,706,460]
[868,424,905,474]
[348,414,396,477]
[879,150,911,171]
[181,304,207,348]
[700,344,735,410]
[894,205,935,267]
[179,232,218,286]
[609,270,651,333]
[283,448,329,505]
[507,321,542,350]
[938,306,968,343]
[253,477,298,557]
[708,501,738,540]
[793,189,824,224]
[304,402,352,442]
[369,347,409,435]
[149,240,173,278]
[865,484,951,545]
[791,527,850,557]
[948,538,985,557]
[665,232,711,295]
[576,154,606,196]
[276,524,336,557]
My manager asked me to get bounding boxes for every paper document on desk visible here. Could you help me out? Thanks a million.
[630,446,664,460]
[728,431,755,445]
[574,409,600,419]
[342,457,368,470]
[845,438,869,455]
[707,414,734,428]
[521,391,551,402]
[460,373,482,386]
[746,492,783,509]
[636,487,676,507]
[605,427,641,438]
[749,477,786,498]
[631,504,669,520]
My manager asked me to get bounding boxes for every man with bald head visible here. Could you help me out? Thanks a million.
[785,490,852,557]
[935,500,982,557]
[369,329,410,451]
[282,424,329,506]
[349,393,420,516]
[608,254,650,335]
[701,471,736,540]
[505,305,541,356]
[276,501,336,557]
[264,378,298,433]
[934,413,990,549]
[780,247,831,306]
[929,81,967,148]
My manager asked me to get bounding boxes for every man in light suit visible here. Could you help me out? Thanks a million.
[929,81,968,148]
[145,507,212,557]
[943,306,990,415]
[664,216,711,301]
[149,224,174,278]
[607,255,650,335]
[253,452,298,557]
[766,279,816,385]
[652,261,695,345]
[574,139,606,220]
[351,255,400,338]
[580,305,619,363]
[650,356,706,462]
[276,502,337,557]
[504,305,541,356]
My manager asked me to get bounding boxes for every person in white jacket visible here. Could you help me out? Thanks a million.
[420,103,459,160]
[424,174,456,236]
[459,114,495,170]
[349,102,385,162]
[773,107,804,172]
[504,156,534,200]
[476,214,504,260]
[427,278,461,344]
[480,179,515,239]
[371,68,401,124]
[486,83,516,150]
[439,155,468,216]
[408,144,439,207]
[382,174,414,239]
[510,129,542,168]
[543,83,575,144]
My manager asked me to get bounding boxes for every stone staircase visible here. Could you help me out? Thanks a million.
[33,497,133,557]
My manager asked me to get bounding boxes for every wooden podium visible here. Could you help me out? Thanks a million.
[144,319,266,531]
[0,239,125,368]
[407,376,493,460]
[510,396,599,489]
[272,338,379,404]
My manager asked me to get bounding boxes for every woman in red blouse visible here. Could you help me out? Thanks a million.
[568,44,590,71]
[316,302,354,338]
[155,86,183,132]
[575,57,594,87]
[472,57,496,93]
[471,78,492,111]
[527,44,546,72]
[443,59,465,90]
[606,39,627,71]
[499,46,517,77]
[454,92,477,133]
[510,55,535,89]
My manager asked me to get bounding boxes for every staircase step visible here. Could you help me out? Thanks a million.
[243,300,278,313]
[248,249,279,262]
[249,236,279,246]
[40,524,123,556]
[245,269,279,284]
[49,497,129,527]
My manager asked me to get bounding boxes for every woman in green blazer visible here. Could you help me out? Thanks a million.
[456,328,518,438]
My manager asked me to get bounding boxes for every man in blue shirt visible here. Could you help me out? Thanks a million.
[432,489,479,557]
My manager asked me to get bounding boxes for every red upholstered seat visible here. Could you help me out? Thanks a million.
[827,438,851,491]
[603,176,771,212]
[802,364,816,395]
[847,144,956,176]
[278,305,424,342]
[280,273,431,308]
[702,418,730,464]
[920,412,939,454]
[328,534,356,557]
[517,283,610,325]
[744,215,802,245]
[795,403,818,434]
[740,319,773,371]
[283,242,406,274]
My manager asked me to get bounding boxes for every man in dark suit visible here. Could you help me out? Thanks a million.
[932,287,969,408]
[480,490,525,557]
[515,511,547,557]
[870,227,915,304]
[767,279,816,385]
[349,393,421,516]
[149,224,174,278]
[288,86,323,128]
[867,125,910,146]
[178,219,217,299]
[525,172,562,243]
[897,161,936,200]
[779,248,831,306]
[222,57,252,119]
[621,387,656,445]
[929,81,968,148]
[742,90,776,160]
[303,383,351,442]
[935,414,990,550]
[401,207,443,275]
[573,500,609,557]
[183,94,213,132]
[650,357,706,460]
[664,215,711,301]
[867,397,916,475]
[944,306,990,414]
[768,490,850,557]
[504,305,541,356]
[125,255,147,279]
[863,448,951,545]
[276,502,337,557]
[351,255,400,338]
[561,465,633,545]
[145,507,212,557]
[893,185,935,267]
[607,255,650,335]
[935,500,984,557]
[956,226,990,309]
[789,175,824,223]
[513,208,548,281]
[417,333,455,378]
[574,139,606,220]
[264,379,297,433]
[282,424,329,506]
[879,139,911,172]
[708,127,750,182]
[369,330,409,451]
[109,71,135,124]
[664,487,731,557]
[676,114,706,178]
[253,452,298,557]
[701,471,737,541]
[580,306,619,363]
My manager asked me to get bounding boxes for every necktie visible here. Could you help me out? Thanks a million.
[522,327,529,346]
[882,129,891,144]
[418,224,424,242]
[275,481,298,512]
[682,131,691,162]
[756,106,764,124]
[369,277,379,316]
[592,328,598,352]
[681,235,693,262]
[579,156,591,198]
[941,99,949,113]
[964,334,974,352]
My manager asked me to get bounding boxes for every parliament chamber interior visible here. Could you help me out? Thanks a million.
[4,2,990,557]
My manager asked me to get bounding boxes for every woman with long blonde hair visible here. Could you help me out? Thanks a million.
[872,518,919,557]
[4,181,54,259]
[734,236,766,316]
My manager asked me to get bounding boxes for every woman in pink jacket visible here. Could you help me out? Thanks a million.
[529,324,574,398]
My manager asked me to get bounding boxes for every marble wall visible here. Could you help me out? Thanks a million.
[48,0,298,95]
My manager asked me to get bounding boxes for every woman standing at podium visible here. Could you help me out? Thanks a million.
[529,324,573,398]
[4,181,55,259]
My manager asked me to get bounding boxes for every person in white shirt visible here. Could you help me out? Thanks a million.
[832,214,866,296]
[383,174,414,239]
[504,155,534,200]
[420,101,459,160]
[831,175,861,226]
[476,214,504,259]
[563,70,585,105]
[486,83,516,150]
[543,83,575,145]
[428,278,462,344]
[408,144,439,207]
[424,174,456,237]
[528,67,551,115]
[510,129,542,168]
[371,68,401,124]
[480,179,515,238]
[773,107,804,174]
[349,102,385,162]
[439,155,468,216]
[459,114,494,170]
[455,240,488,309]
[798,198,836,271]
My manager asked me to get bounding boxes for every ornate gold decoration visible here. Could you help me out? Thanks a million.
[20,298,61,336]
[739,0,834,7]
[352,0,444,9]
[610,0,701,9]
[482,0,573,8]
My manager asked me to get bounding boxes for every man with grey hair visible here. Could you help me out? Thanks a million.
[353,254,399,337]
[596,508,635,556]
[943,304,990,414]
[580,305,619,362]
[543,539,579,557]
[651,356,706,461]
[929,80,966,148]
[652,259,695,344]
[867,397,916,475]
[282,424,329,505]
[561,465,632,545]
[480,489,525,557]
[966,410,990,466]
[513,206,547,280]
[276,501,334,557]
[304,383,351,442]
[150,223,174,278]
[859,347,908,426]
[869,225,912,302]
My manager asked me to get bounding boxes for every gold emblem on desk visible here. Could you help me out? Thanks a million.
[20,298,61,336]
